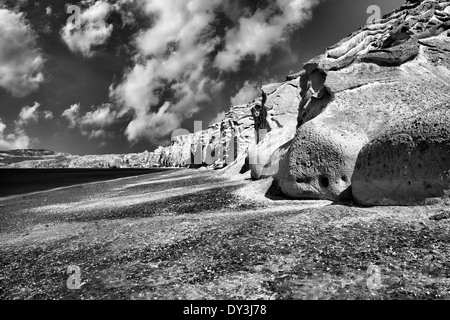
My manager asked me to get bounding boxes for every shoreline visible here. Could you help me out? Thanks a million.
[0,168,176,199]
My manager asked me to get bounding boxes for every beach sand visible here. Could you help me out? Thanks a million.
[0,169,449,299]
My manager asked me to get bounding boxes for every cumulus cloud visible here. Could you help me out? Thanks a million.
[61,1,114,57]
[17,102,41,126]
[111,0,224,144]
[0,120,31,150]
[110,0,322,145]
[215,0,322,71]
[124,101,181,145]
[61,103,117,140]
[43,110,54,120]
[61,103,81,129]
[0,102,53,151]
[0,9,45,97]
[208,111,226,126]
[230,81,261,106]
[81,104,118,127]
[15,102,54,127]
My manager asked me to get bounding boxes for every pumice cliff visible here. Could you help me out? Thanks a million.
[149,0,450,205]
[276,0,450,204]
[148,79,300,175]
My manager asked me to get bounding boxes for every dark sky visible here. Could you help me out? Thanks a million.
[0,0,405,155]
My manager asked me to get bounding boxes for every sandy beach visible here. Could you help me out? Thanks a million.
[1,169,449,300]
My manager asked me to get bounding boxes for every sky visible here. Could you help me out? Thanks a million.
[0,0,405,155]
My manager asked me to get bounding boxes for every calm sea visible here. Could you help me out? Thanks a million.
[0,168,172,197]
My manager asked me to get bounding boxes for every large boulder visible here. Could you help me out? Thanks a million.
[352,104,450,206]
[277,118,369,200]
[275,0,450,201]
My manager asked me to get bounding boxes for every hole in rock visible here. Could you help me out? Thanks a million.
[319,175,330,188]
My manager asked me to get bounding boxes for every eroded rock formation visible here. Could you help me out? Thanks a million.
[148,79,300,175]
[148,0,450,205]
[148,103,256,170]
[276,0,450,201]
[352,103,450,205]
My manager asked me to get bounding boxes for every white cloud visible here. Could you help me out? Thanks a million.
[125,101,181,145]
[61,103,81,128]
[209,111,226,126]
[136,0,220,56]
[16,102,40,126]
[61,1,114,57]
[0,9,45,97]
[81,104,117,127]
[215,0,322,71]
[111,0,224,144]
[109,0,322,144]
[230,81,261,105]
[0,102,52,151]
[46,6,52,16]
[0,120,31,150]
[44,110,54,120]
[15,102,54,127]
[61,103,117,140]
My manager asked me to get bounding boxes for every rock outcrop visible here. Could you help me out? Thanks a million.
[144,0,450,206]
[148,103,256,170]
[249,80,300,179]
[275,0,450,201]
[352,104,450,205]
[148,79,300,175]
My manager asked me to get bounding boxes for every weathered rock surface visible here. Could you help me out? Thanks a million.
[276,0,450,201]
[277,119,369,200]
[148,103,256,170]
[148,78,300,176]
[352,104,450,206]
[118,0,450,206]
[250,80,300,180]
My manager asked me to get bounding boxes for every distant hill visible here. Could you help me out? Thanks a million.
[0,149,152,169]
[0,149,70,166]
[1,149,58,157]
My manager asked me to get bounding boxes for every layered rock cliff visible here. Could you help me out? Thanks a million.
[148,103,256,169]
[148,79,300,174]
[148,0,450,205]
[276,0,450,203]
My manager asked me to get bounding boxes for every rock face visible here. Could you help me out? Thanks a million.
[250,80,300,179]
[352,104,450,205]
[149,103,256,170]
[277,119,369,200]
[276,0,450,201]
[148,79,300,175]
[145,0,450,206]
